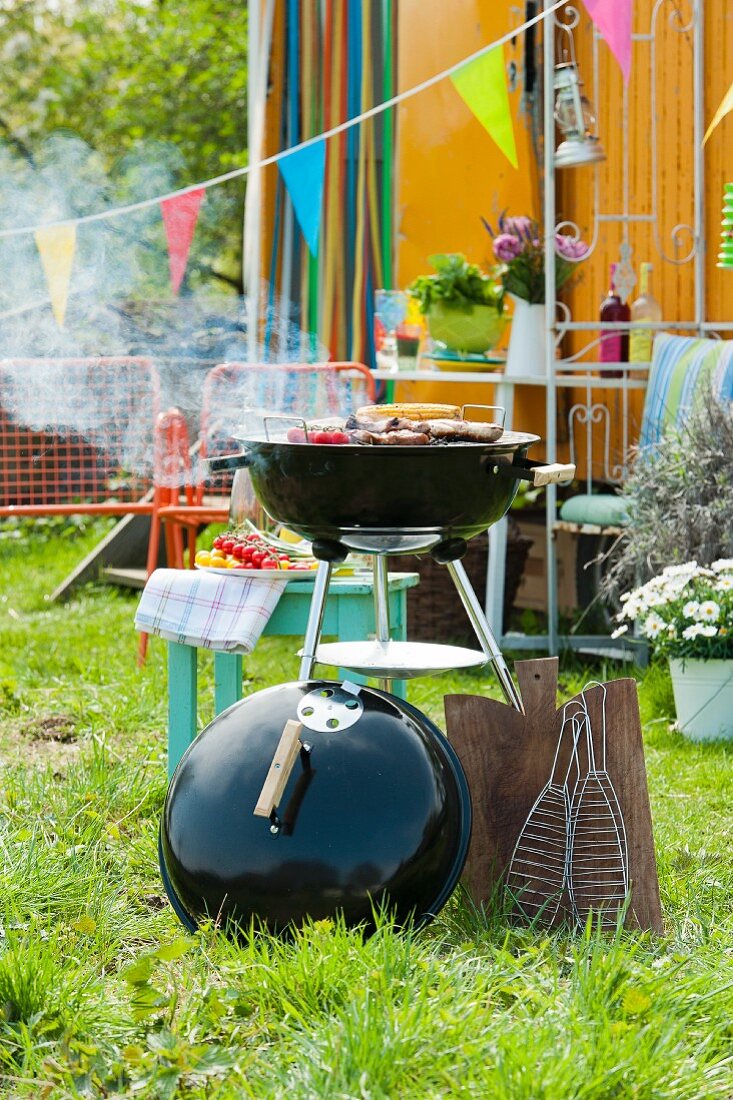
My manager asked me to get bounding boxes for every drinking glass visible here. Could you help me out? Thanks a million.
[374,290,408,371]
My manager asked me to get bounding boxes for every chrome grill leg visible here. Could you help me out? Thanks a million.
[446,559,524,713]
[298,561,333,680]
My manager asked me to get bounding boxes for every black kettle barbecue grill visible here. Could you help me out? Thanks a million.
[159,407,574,936]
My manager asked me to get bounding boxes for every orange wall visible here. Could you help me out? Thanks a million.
[393,0,544,432]
[393,0,732,450]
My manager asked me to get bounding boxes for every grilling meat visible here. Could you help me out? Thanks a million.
[425,419,504,443]
[346,414,503,445]
[351,428,431,446]
[287,411,504,446]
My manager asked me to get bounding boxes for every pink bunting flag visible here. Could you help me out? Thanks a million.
[583,0,633,84]
[160,188,205,295]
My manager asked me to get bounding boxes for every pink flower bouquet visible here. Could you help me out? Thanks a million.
[483,213,589,304]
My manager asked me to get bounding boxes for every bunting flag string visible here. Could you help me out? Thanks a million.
[161,188,205,295]
[0,0,566,243]
[450,45,518,169]
[703,80,733,145]
[583,0,633,84]
[34,224,77,328]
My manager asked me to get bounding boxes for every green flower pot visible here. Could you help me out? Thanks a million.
[427,301,507,355]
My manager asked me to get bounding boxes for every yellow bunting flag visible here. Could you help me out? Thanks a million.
[35,224,77,328]
[704,80,733,145]
[450,46,518,169]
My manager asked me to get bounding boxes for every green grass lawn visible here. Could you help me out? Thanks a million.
[0,520,731,1099]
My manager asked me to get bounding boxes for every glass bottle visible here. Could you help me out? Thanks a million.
[629,263,662,363]
[599,263,629,378]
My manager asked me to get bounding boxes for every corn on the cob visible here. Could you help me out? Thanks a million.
[355,402,461,421]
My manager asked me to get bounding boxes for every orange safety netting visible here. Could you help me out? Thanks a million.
[0,357,159,511]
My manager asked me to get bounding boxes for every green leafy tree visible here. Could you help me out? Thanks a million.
[0,0,247,293]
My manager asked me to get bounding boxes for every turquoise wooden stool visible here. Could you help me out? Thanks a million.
[166,572,419,775]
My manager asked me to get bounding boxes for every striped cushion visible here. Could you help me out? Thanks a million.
[639,333,733,451]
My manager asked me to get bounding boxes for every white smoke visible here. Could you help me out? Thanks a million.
[0,133,334,486]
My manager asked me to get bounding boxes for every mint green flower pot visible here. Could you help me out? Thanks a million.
[427,302,506,355]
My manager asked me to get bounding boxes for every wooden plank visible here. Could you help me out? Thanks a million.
[445,657,663,932]
[50,512,165,601]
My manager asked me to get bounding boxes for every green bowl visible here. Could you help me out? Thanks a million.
[427,302,507,354]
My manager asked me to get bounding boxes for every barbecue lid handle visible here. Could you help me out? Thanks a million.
[254,720,304,819]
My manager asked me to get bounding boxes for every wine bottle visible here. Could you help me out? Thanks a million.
[629,263,662,363]
[599,263,629,378]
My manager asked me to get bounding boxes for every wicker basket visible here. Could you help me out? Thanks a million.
[392,518,533,643]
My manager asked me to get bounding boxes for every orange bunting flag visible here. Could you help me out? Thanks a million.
[35,224,77,328]
[704,80,733,145]
[450,46,518,169]
[161,189,205,295]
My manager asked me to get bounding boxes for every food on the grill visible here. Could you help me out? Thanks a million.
[282,401,503,446]
[355,402,461,421]
[423,419,504,443]
[286,426,350,444]
[351,428,431,446]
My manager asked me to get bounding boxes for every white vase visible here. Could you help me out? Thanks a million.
[503,295,569,379]
[669,658,733,741]
[504,296,547,379]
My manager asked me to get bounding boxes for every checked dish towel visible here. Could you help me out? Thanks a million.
[134,568,289,653]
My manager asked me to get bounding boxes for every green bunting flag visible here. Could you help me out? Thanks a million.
[450,46,518,169]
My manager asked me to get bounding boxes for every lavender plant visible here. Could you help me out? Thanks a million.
[602,395,733,604]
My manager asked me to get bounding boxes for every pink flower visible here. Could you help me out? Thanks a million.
[493,233,523,263]
[555,233,589,261]
[503,215,532,237]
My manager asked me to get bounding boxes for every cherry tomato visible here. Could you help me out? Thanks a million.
[222,539,235,555]
[232,543,245,560]
[212,537,224,550]
[261,559,279,569]
[251,550,265,566]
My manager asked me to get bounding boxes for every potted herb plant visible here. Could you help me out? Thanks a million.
[613,560,733,741]
[407,253,506,355]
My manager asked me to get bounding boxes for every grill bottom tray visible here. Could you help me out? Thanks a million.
[305,640,488,679]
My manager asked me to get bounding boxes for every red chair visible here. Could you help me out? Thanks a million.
[138,362,376,663]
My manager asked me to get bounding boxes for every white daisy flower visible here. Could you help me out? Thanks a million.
[682,623,704,640]
[715,576,733,592]
[611,625,628,639]
[711,559,733,573]
[663,562,698,577]
[643,612,665,639]
[699,625,718,637]
[698,600,720,622]
[682,600,700,619]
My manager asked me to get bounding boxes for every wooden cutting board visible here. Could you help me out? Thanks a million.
[444,657,663,933]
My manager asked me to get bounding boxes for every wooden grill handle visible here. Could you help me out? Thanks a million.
[531,462,576,487]
[253,720,303,818]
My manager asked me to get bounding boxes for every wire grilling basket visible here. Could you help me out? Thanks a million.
[506,683,629,929]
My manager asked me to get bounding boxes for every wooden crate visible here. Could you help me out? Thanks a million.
[513,516,578,613]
